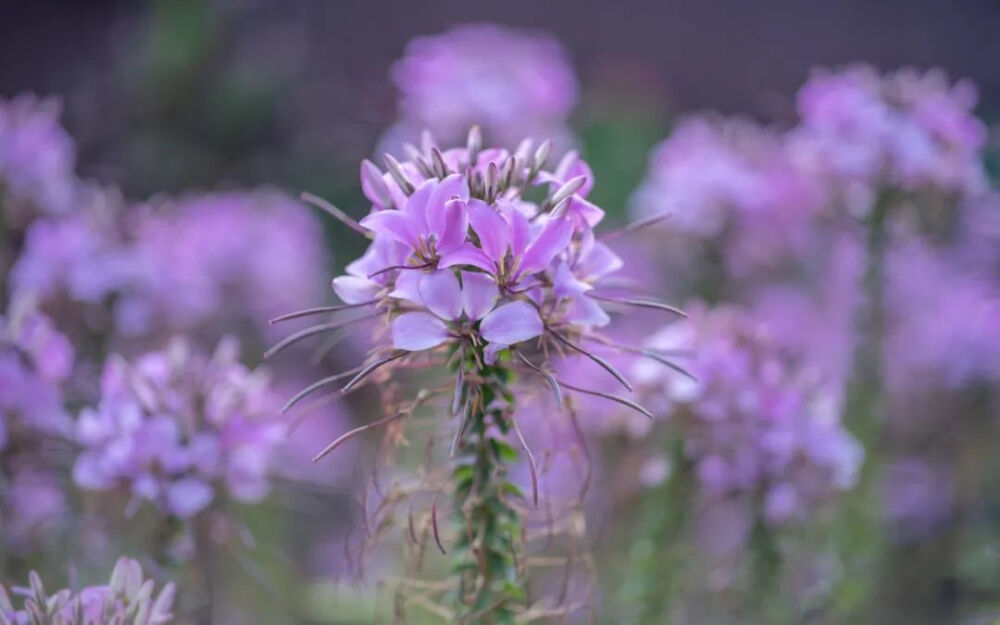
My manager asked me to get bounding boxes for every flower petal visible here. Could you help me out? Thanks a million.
[461,271,499,320]
[467,199,509,261]
[436,198,469,255]
[403,178,437,230]
[564,294,611,328]
[566,196,605,228]
[332,275,379,304]
[439,243,496,273]
[392,312,450,351]
[480,301,544,346]
[426,174,469,238]
[518,218,573,276]
[358,210,419,247]
[388,269,423,304]
[361,160,392,208]
[418,270,462,320]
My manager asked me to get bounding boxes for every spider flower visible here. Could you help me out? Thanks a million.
[0,95,76,222]
[306,129,660,380]
[0,298,74,441]
[73,337,285,520]
[789,65,987,199]
[386,24,578,150]
[0,557,175,625]
[629,116,826,277]
[278,129,668,619]
[635,305,862,525]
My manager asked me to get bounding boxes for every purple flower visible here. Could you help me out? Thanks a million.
[122,190,328,337]
[789,65,987,197]
[0,95,76,221]
[386,24,578,149]
[0,557,175,625]
[315,132,638,372]
[10,184,137,305]
[73,337,285,522]
[634,305,863,526]
[884,236,1000,391]
[0,299,74,439]
[630,116,826,276]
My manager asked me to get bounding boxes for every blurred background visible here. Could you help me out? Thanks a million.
[1,1,999,624]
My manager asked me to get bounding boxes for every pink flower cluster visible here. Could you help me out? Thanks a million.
[386,24,578,150]
[11,188,327,340]
[332,134,622,364]
[0,557,175,625]
[789,65,987,198]
[629,117,826,275]
[635,306,862,525]
[0,301,74,550]
[0,300,75,443]
[73,338,285,520]
[0,95,76,222]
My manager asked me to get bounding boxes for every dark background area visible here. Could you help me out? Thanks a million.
[2,0,999,200]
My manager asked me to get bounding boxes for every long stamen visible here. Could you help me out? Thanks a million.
[587,293,686,317]
[312,411,407,462]
[548,328,633,391]
[510,417,539,507]
[515,351,563,410]
[598,212,672,241]
[268,301,375,324]
[340,352,407,395]
[264,314,377,359]
[300,192,368,236]
[554,378,653,419]
[281,364,367,414]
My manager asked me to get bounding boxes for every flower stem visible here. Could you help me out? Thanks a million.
[450,357,525,624]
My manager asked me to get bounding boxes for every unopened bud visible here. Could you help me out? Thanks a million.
[383,153,415,195]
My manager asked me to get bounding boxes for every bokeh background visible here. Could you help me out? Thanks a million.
[2,1,999,624]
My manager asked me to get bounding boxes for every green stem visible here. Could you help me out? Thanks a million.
[450,358,525,624]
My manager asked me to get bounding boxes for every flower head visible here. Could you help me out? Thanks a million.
[386,24,578,149]
[322,130,635,369]
[73,337,284,520]
[635,305,862,526]
[0,95,76,222]
[0,557,175,625]
[789,65,987,198]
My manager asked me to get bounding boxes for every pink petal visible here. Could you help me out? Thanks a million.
[426,174,469,238]
[360,160,391,208]
[359,211,419,247]
[564,295,611,328]
[518,218,573,276]
[566,196,605,228]
[467,199,509,261]
[506,207,533,257]
[552,262,590,299]
[579,240,623,280]
[480,301,544,346]
[403,178,437,230]
[437,198,469,255]
[166,478,213,519]
[388,270,423,304]
[418,270,463,320]
[461,271,499,320]
[392,312,451,351]
[332,275,379,304]
[439,243,496,273]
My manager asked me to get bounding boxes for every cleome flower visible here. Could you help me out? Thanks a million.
[282,127,683,408]
[73,337,285,521]
[275,127,684,621]
[0,557,175,625]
